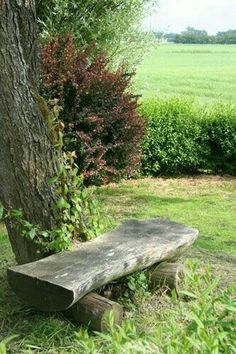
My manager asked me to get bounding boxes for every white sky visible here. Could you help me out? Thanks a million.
[144,0,236,34]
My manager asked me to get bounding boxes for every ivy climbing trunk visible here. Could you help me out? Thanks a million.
[0,0,58,264]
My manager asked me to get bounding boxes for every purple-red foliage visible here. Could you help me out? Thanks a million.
[41,35,145,185]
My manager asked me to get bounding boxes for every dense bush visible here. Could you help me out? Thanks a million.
[140,98,236,175]
[204,103,236,174]
[41,36,145,185]
[140,98,208,175]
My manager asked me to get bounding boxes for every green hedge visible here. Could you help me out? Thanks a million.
[203,103,236,174]
[140,98,236,175]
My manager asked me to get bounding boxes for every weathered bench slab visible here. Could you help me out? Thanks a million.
[8,218,198,312]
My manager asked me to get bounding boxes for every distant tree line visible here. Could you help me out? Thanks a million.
[154,27,236,44]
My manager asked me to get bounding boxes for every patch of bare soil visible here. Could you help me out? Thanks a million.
[129,174,236,187]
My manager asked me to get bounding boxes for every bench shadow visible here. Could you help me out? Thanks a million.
[0,267,74,345]
[103,194,190,218]
[132,194,188,204]
[0,238,74,343]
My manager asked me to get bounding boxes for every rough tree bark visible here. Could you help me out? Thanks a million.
[0,0,58,264]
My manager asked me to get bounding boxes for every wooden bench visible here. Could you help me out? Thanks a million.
[8,218,198,330]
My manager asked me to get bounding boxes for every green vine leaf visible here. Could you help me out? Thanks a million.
[56,197,70,210]
[28,229,37,240]
[48,176,58,185]
[0,205,4,220]
[9,106,100,254]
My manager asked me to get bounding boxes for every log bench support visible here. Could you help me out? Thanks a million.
[149,262,186,295]
[65,261,186,331]
[64,292,123,332]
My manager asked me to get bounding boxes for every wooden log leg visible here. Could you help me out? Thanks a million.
[149,262,186,295]
[64,292,123,332]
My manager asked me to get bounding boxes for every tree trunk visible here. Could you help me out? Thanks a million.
[0,0,58,264]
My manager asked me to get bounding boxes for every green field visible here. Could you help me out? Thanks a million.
[135,44,236,103]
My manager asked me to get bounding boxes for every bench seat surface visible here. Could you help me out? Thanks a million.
[8,218,198,311]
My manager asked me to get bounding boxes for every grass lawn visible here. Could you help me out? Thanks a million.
[0,175,235,352]
[97,175,236,257]
[134,44,236,103]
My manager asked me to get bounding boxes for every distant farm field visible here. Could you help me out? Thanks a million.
[135,44,236,102]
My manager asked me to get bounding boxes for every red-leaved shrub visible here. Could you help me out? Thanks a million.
[41,35,145,185]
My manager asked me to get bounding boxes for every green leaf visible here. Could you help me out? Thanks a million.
[56,197,70,209]
[75,204,82,212]
[0,335,19,354]
[11,209,23,218]
[180,290,198,299]
[92,199,98,208]
[128,281,136,291]
[222,304,236,312]
[48,176,58,185]
[67,224,74,232]
[28,229,36,240]
[188,312,204,329]
[0,205,4,220]
[82,189,88,199]
[201,277,220,297]
[40,231,49,238]
[23,221,33,229]
[139,273,146,281]
[71,196,81,204]
[71,167,78,176]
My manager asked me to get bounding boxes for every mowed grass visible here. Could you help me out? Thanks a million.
[134,44,236,103]
[0,176,235,352]
[96,175,236,257]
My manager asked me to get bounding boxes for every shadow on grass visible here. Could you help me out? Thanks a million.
[132,194,189,204]
[99,193,191,232]
[0,235,74,347]
[0,261,75,351]
[101,193,190,212]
